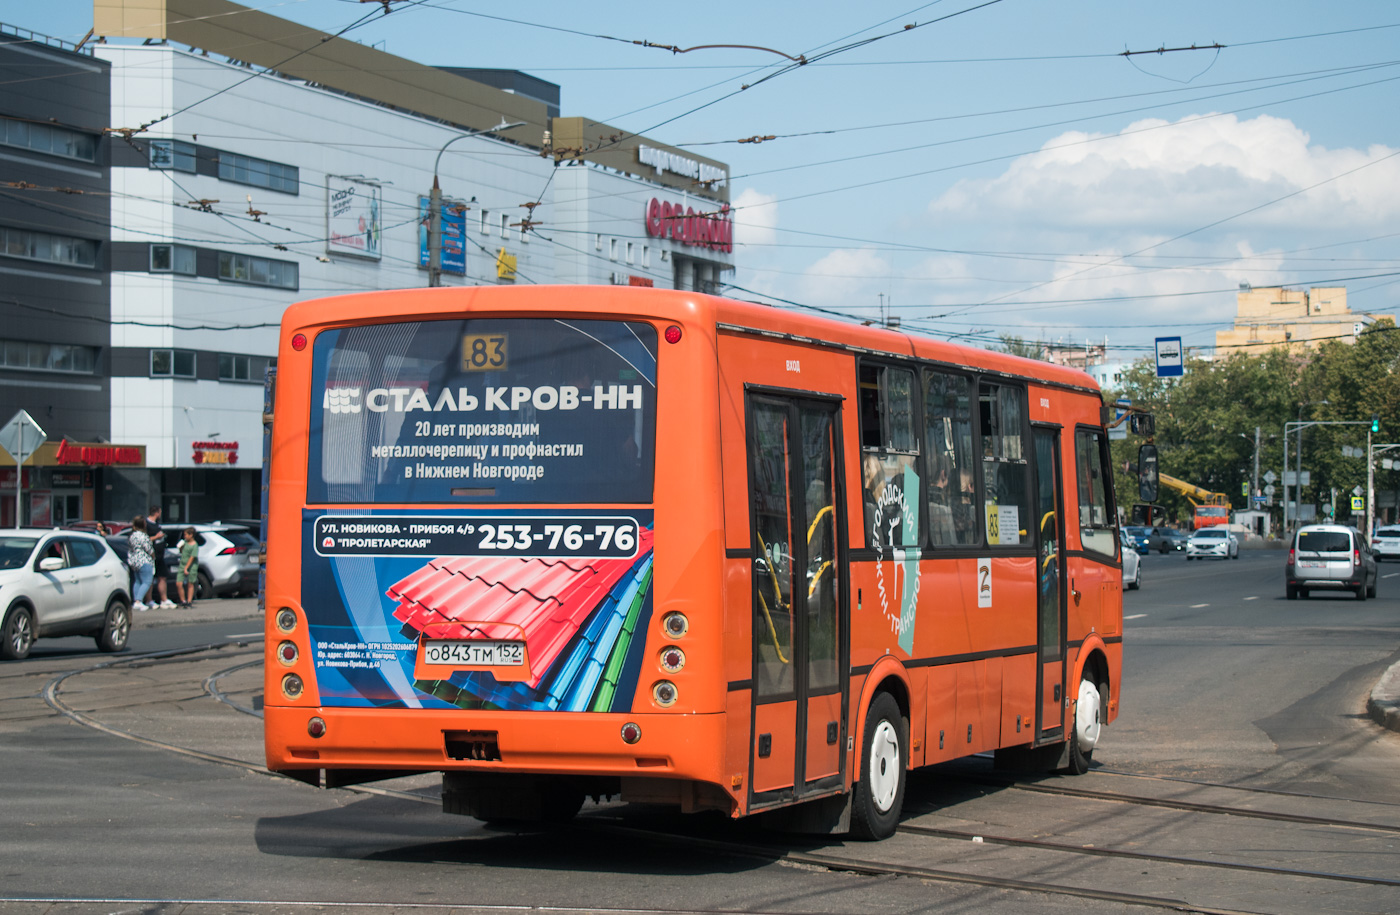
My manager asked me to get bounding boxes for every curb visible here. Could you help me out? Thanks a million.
[1368,660,1400,734]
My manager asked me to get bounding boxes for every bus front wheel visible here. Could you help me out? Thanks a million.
[1062,675,1104,775]
[849,692,907,840]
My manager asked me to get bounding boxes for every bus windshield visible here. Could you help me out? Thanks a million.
[307,318,657,504]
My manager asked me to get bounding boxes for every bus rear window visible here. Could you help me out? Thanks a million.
[307,318,657,503]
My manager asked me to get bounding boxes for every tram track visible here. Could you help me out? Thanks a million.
[37,642,1400,913]
[938,770,1400,834]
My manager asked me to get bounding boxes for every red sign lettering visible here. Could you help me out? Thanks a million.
[644,198,733,253]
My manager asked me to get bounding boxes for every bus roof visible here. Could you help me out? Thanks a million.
[280,285,1100,394]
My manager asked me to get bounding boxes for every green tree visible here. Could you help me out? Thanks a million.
[995,334,1046,361]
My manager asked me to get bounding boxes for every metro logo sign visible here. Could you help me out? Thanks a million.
[55,440,143,466]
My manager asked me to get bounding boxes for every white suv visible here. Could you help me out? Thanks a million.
[1374,525,1400,562]
[0,529,133,660]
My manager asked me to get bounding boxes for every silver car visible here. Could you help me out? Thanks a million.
[0,529,132,660]
[1286,524,1377,600]
[1186,527,1238,560]
[187,524,260,598]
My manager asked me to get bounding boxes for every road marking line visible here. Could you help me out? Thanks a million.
[1243,596,1258,601]
[1385,573,1399,579]
[226,632,263,638]
[1190,603,1209,608]
[1124,613,1148,620]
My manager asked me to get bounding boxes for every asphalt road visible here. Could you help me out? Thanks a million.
[2,551,1398,915]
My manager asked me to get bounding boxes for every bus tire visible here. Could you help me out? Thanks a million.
[1062,675,1103,776]
[849,692,906,840]
[1286,585,1298,600]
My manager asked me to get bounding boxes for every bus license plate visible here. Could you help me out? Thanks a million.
[423,640,524,667]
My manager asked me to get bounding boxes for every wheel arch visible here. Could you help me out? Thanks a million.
[1074,639,1113,720]
[850,658,912,782]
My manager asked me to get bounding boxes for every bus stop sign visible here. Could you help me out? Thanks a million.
[1155,337,1184,377]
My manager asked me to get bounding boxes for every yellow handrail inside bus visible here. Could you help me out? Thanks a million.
[807,504,833,543]
[808,561,832,598]
[754,532,791,665]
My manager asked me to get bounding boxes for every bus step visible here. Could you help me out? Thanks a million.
[445,730,502,761]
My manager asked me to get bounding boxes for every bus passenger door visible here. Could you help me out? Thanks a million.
[1032,426,1067,741]
[747,394,848,805]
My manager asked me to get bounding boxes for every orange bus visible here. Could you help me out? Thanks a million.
[264,285,1127,838]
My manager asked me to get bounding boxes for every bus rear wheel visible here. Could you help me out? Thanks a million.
[849,692,907,840]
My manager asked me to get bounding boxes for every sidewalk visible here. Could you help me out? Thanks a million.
[132,593,263,629]
[1369,659,1400,735]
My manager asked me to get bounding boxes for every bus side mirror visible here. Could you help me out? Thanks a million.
[1138,443,1159,503]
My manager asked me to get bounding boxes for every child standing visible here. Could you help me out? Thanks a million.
[176,527,199,608]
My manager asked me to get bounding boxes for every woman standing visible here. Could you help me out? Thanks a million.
[176,527,199,608]
[127,516,155,611]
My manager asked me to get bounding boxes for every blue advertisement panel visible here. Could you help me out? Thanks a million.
[302,507,655,712]
[302,317,660,712]
[418,195,466,275]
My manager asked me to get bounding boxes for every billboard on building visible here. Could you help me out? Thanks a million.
[327,177,381,260]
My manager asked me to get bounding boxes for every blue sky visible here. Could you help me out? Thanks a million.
[13,1,1400,360]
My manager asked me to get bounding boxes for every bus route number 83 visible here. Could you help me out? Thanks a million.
[462,334,507,371]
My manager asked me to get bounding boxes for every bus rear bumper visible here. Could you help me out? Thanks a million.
[264,705,729,785]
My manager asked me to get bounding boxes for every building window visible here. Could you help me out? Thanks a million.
[217,252,298,290]
[0,339,96,374]
[217,151,298,194]
[150,244,196,275]
[626,242,634,265]
[0,115,97,162]
[609,238,618,261]
[0,227,96,268]
[480,210,490,235]
[148,139,196,172]
[218,353,252,381]
[595,234,603,251]
[642,246,650,268]
[500,213,509,239]
[151,349,196,378]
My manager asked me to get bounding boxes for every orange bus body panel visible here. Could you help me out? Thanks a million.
[265,286,1120,822]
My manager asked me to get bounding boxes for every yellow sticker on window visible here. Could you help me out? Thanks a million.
[461,334,507,372]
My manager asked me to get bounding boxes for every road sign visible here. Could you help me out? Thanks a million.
[1263,470,1277,484]
[0,409,46,465]
[1108,398,1129,441]
[1252,495,1266,505]
[1155,337,1184,377]
[1352,496,1365,511]
[1264,484,1276,496]
[1283,471,1310,487]
[1353,485,1363,497]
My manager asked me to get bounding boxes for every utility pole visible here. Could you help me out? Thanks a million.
[1252,426,1261,504]
[427,119,525,287]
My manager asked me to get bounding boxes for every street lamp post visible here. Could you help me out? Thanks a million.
[427,119,525,287]
[1284,418,1372,532]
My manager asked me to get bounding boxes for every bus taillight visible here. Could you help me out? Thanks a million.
[659,647,685,672]
[291,333,307,351]
[276,608,297,633]
[652,681,678,707]
[664,325,682,344]
[277,641,298,665]
[307,717,326,738]
[662,612,688,638]
[620,722,642,744]
[281,673,304,699]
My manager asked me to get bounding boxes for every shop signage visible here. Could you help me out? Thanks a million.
[192,440,239,465]
[52,470,90,487]
[327,176,382,260]
[496,248,517,281]
[637,145,727,189]
[628,275,654,287]
[55,440,144,466]
[644,198,733,253]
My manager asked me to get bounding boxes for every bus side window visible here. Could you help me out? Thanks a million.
[858,363,919,550]
[979,382,1029,546]
[1076,428,1116,556]
[924,369,978,546]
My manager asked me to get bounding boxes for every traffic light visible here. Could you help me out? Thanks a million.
[1372,415,1381,433]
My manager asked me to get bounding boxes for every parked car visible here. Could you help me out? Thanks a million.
[0,529,132,660]
[104,535,180,596]
[66,520,132,536]
[1123,526,1151,555]
[1186,527,1239,560]
[1119,528,1141,590]
[188,524,260,598]
[1373,525,1400,562]
[1286,524,1377,600]
[1146,527,1189,553]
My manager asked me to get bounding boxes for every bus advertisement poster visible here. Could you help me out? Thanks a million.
[300,508,655,715]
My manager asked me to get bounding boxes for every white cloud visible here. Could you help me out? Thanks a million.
[932,113,1400,231]
[731,186,778,247]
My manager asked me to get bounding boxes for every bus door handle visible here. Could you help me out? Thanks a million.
[1071,578,1081,604]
